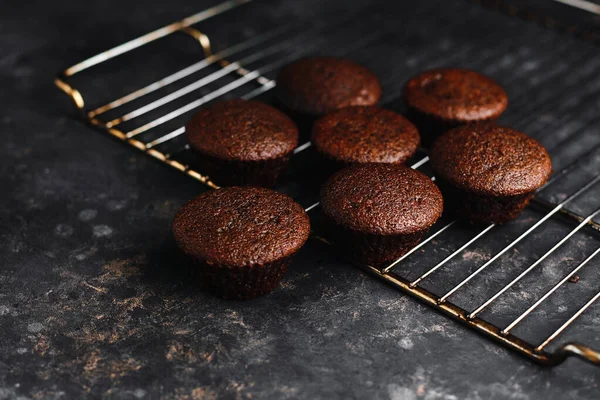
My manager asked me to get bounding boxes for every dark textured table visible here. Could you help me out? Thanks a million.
[1,0,600,399]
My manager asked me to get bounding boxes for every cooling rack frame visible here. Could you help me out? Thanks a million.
[55,0,600,367]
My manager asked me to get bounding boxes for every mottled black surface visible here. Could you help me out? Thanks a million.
[1,0,600,399]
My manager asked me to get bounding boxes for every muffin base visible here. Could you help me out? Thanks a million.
[312,152,350,179]
[325,218,427,269]
[194,152,291,187]
[406,107,498,148]
[188,255,292,300]
[436,178,536,225]
[314,149,415,177]
[275,102,319,139]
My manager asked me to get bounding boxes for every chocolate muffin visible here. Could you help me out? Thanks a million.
[276,57,382,116]
[172,187,311,300]
[185,99,298,187]
[312,106,420,169]
[403,68,507,145]
[430,123,552,224]
[320,164,443,268]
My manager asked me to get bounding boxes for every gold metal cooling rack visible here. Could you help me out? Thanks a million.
[56,0,600,367]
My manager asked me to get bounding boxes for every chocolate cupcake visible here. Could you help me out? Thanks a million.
[185,99,298,187]
[430,123,552,224]
[172,187,311,300]
[276,57,382,116]
[320,164,443,268]
[403,68,507,145]
[312,106,420,169]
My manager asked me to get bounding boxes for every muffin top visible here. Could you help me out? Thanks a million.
[320,164,443,235]
[430,123,552,196]
[312,106,420,164]
[185,99,298,161]
[172,187,310,267]
[276,57,382,115]
[403,68,507,122]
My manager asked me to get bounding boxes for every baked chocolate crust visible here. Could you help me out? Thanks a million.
[172,187,311,267]
[312,106,420,165]
[320,164,443,236]
[276,57,382,115]
[185,99,298,162]
[430,123,552,197]
[403,68,507,123]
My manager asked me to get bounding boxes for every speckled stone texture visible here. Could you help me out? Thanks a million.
[312,106,420,166]
[276,57,382,115]
[2,0,600,399]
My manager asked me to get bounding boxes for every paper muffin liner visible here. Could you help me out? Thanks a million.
[194,152,292,188]
[324,217,427,269]
[435,177,536,225]
[313,148,417,179]
[186,253,293,300]
[406,107,498,148]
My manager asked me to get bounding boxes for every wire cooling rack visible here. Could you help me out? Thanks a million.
[55,0,600,367]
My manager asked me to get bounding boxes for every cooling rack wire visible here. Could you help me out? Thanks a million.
[55,0,600,367]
